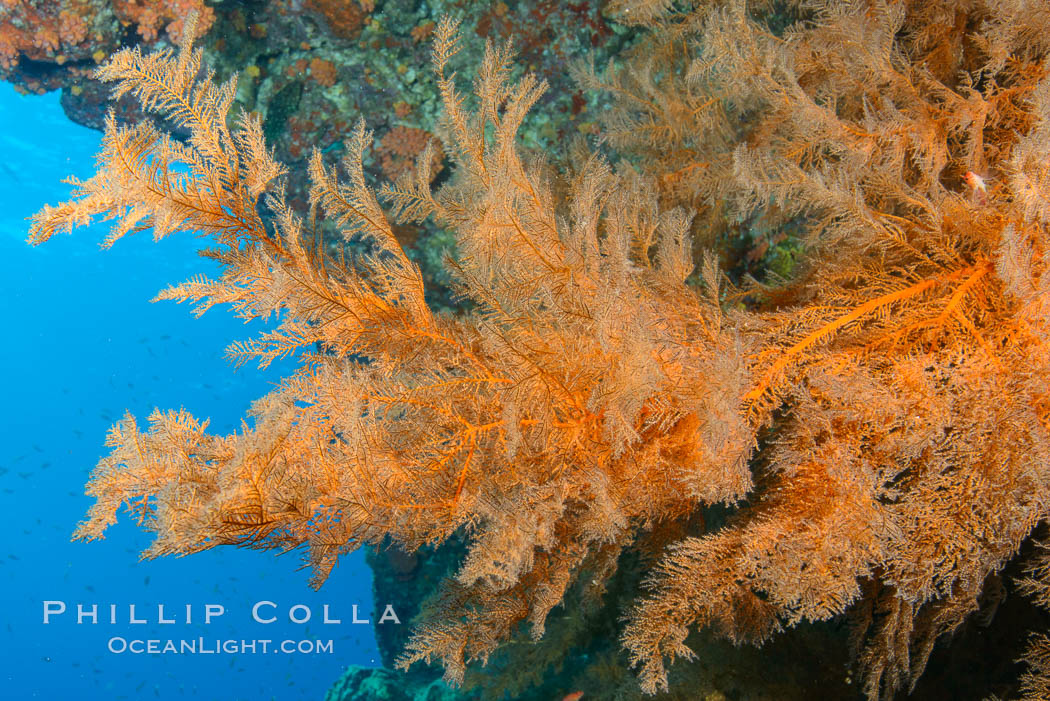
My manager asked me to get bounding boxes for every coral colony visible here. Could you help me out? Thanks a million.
[27,2,1050,699]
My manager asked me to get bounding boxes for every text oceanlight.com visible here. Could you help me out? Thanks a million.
[107,638,335,655]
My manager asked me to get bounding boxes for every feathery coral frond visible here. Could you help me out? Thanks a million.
[27,3,1050,699]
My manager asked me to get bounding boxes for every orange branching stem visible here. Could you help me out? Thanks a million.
[744,263,984,405]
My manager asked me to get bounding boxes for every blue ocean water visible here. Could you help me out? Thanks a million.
[0,84,379,698]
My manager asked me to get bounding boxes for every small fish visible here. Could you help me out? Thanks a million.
[0,161,20,184]
[561,693,584,701]
[963,170,987,193]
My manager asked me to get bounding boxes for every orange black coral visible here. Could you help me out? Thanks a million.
[26,4,1050,700]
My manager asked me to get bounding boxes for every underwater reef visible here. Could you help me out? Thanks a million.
[23,0,1050,699]
[1,0,629,311]
[0,0,621,155]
